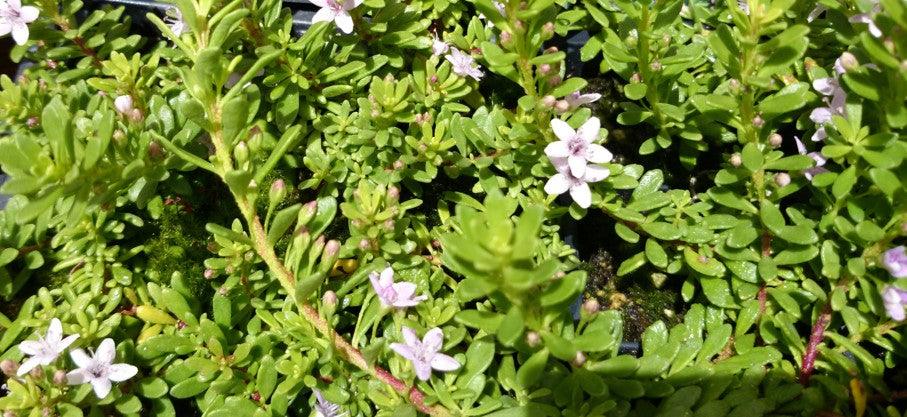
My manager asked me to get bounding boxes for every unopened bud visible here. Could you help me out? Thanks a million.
[525,331,540,347]
[358,239,372,250]
[884,37,895,54]
[430,75,438,84]
[204,269,215,279]
[324,240,341,258]
[393,159,405,170]
[839,52,859,72]
[650,61,662,71]
[322,290,338,307]
[30,366,43,379]
[500,31,512,47]
[387,186,400,202]
[148,141,164,159]
[804,58,818,72]
[752,115,764,128]
[768,133,783,148]
[234,142,249,164]
[547,75,562,86]
[250,391,261,402]
[26,116,38,128]
[514,20,525,32]
[541,95,556,108]
[554,100,570,114]
[730,153,742,167]
[46,59,57,69]
[269,179,287,205]
[572,351,587,367]
[629,72,642,83]
[544,46,559,54]
[728,78,741,94]
[582,299,600,315]
[774,172,791,187]
[299,201,318,226]
[129,108,144,123]
[900,221,907,235]
[383,219,395,230]
[542,22,555,38]
[0,359,17,376]
[114,95,134,115]
[4,410,18,417]
[539,63,552,75]
[53,370,67,386]
[113,129,126,144]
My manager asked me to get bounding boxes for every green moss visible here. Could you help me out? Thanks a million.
[582,248,684,341]
[143,203,210,297]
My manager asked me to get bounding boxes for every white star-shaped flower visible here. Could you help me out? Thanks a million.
[390,327,460,381]
[310,0,362,34]
[545,117,612,178]
[66,338,138,398]
[17,318,79,376]
[0,0,39,46]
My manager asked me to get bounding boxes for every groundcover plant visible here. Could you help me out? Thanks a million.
[0,0,906,415]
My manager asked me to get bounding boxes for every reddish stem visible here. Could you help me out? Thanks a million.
[757,285,767,315]
[800,303,832,385]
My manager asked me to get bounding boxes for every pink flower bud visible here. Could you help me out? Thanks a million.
[730,153,742,167]
[525,331,540,347]
[539,63,551,75]
[774,172,791,187]
[53,370,66,386]
[752,115,764,128]
[114,95,134,115]
[572,351,586,367]
[768,133,782,148]
[358,239,372,250]
[322,290,338,307]
[26,116,38,128]
[387,186,400,202]
[0,359,17,376]
[204,269,215,279]
[541,95,556,108]
[582,299,600,315]
[325,240,341,258]
[554,100,569,114]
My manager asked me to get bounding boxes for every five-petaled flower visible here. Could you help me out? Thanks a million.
[882,286,907,321]
[445,48,483,81]
[564,91,601,110]
[17,318,79,376]
[882,246,907,279]
[545,117,612,179]
[544,157,610,209]
[0,0,39,46]
[313,389,345,417]
[369,266,427,309]
[390,327,460,381]
[67,338,138,399]
[794,136,827,181]
[310,0,362,35]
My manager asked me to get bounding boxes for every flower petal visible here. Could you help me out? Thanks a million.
[430,353,461,372]
[17,357,42,376]
[107,364,138,382]
[91,378,113,399]
[334,12,354,34]
[392,282,417,300]
[11,23,29,46]
[96,338,116,364]
[70,349,93,368]
[544,141,570,159]
[58,334,78,352]
[308,0,330,7]
[549,119,575,142]
[811,127,827,142]
[0,21,11,37]
[567,155,586,178]
[66,369,88,385]
[20,6,39,23]
[369,271,383,293]
[422,328,444,352]
[809,107,832,125]
[46,319,63,343]
[576,117,601,143]
[414,361,433,381]
[379,267,394,287]
[311,7,336,24]
[18,340,43,356]
[812,78,836,96]
[585,144,612,163]
[544,174,570,196]
[569,182,592,209]
[389,343,416,361]
[401,326,419,347]
[582,165,610,183]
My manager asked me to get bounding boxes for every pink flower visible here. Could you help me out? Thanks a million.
[390,327,460,381]
[882,246,907,279]
[794,136,827,181]
[369,266,427,308]
[310,0,362,34]
[445,48,483,81]
[882,286,907,321]
[545,117,611,178]
[0,0,39,46]
[431,36,449,56]
[564,91,601,110]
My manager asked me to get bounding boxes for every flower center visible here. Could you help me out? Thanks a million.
[87,364,107,379]
[567,138,585,156]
